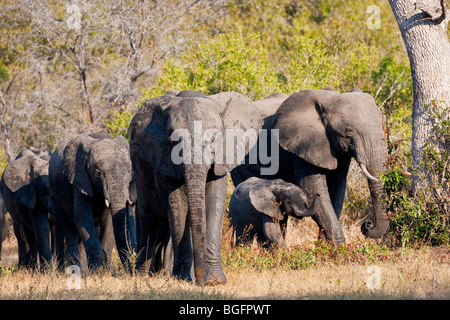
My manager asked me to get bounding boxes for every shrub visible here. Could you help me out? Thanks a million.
[139,31,282,103]
[382,104,450,247]
[0,147,7,176]
[104,108,134,141]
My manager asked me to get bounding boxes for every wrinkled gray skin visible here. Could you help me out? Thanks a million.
[0,149,53,268]
[229,177,320,248]
[231,89,389,244]
[0,190,8,260]
[49,132,136,270]
[129,90,263,286]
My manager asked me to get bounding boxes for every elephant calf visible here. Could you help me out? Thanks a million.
[229,177,320,248]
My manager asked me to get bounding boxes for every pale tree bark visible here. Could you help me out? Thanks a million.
[389,0,450,194]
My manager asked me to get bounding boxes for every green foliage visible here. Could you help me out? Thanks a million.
[282,30,380,93]
[104,109,134,141]
[0,147,7,176]
[382,104,450,248]
[385,189,449,247]
[381,167,410,196]
[139,32,282,103]
[0,63,7,82]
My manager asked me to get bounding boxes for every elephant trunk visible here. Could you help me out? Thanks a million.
[363,177,389,238]
[184,164,208,285]
[359,138,389,238]
[107,185,134,268]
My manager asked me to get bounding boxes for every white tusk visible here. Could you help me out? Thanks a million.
[360,163,379,182]
[105,199,110,208]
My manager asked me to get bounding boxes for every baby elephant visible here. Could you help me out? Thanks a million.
[229,177,320,248]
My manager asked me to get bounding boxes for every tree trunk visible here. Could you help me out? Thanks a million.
[0,90,14,162]
[389,0,450,194]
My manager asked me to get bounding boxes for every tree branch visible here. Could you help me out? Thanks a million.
[403,0,448,23]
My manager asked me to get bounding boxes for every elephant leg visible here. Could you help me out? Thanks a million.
[280,217,289,240]
[51,201,66,269]
[153,217,171,273]
[136,214,168,275]
[30,205,52,267]
[160,177,192,281]
[11,218,29,267]
[261,214,287,248]
[22,225,38,268]
[73,191,104,269]
[302,174,345,245]
[326,156,351,220]
[134,173,170,275]
[292,156,345,245]
[134,175,157,274]
[204,172,227,285]
[63,212,81,267]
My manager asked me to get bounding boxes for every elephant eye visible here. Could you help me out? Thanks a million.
[95,169,102,178]
[345,127,354,137]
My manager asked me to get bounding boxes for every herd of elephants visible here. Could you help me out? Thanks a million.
[0,88,389,286]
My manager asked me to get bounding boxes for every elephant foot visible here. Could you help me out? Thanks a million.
[87,254,107,270]
[173,264,193,283]
[205,267,227,286]
[206,272,227,286]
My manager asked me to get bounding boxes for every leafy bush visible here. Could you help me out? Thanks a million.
[139,32,282,103]
[0,63,7,82]
[104,109,134,141]
[382,104,450,247]
[0,147,7,176]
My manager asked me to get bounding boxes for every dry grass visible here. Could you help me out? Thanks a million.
[2,181,450,300]
[1,231,450,300]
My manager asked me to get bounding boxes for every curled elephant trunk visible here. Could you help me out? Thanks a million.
[184,165,207,286]
[360,161,389,238]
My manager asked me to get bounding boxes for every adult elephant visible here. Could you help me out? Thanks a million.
[128,90,263,285]
[231,89,389,244]
[0,149,53,268]
[49,132,136,270]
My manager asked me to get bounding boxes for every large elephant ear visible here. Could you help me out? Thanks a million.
[206,92,264,176]
[63,135,94,197]
[249,185,284,220]
[273,89,339,170]
[128,94,183,179]
[3,156,36,209]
